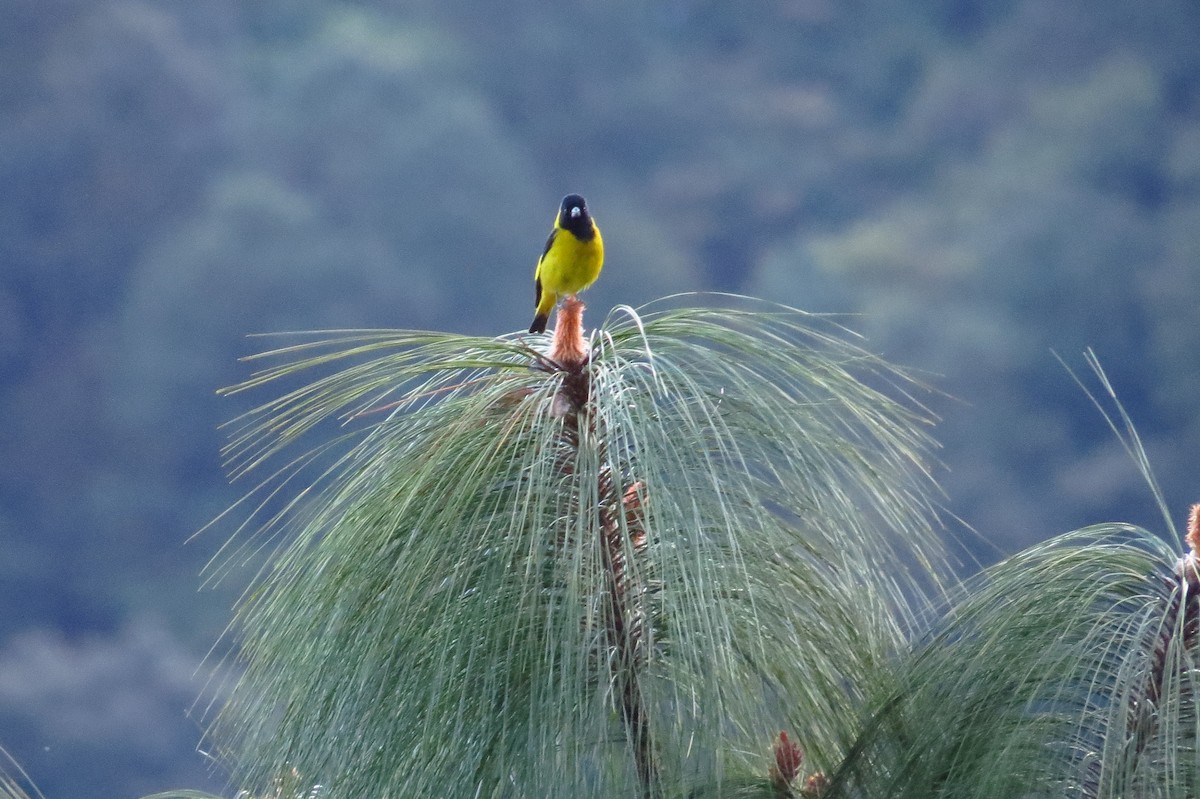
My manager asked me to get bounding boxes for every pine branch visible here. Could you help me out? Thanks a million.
[598,473,657,797]
[205,296,946,798]
[548,297,660,796]
[1111,503,1200,797]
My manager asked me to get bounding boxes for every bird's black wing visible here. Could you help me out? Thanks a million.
[535,227,557,307]
[540,228,557,262]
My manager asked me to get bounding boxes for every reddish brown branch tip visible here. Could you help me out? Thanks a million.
[1187,503,1200,560]
[1181,503,1200,590]
[769,731,826,798]
[549,296,589,368]
[546,296,591,419]
[802,772,829,798]
[770,731,804,788]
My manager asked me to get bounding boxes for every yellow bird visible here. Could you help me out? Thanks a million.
[529,194,604,334]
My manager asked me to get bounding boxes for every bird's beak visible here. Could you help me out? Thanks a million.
[570,207,582,219]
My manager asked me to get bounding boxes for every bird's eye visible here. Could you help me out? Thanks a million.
[570,206,582,218]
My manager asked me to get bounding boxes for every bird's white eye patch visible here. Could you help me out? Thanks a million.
[570,206,582,218]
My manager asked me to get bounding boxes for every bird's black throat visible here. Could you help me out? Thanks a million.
[559,194,596,241]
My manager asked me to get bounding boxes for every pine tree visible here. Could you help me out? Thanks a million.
[184,297,945,798]
[132,309,1197,799]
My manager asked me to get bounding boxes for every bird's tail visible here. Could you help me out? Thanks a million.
[529,313,550,334]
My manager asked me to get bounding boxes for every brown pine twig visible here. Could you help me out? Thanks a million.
[540,297,659,796]
[1117,502,1200,798]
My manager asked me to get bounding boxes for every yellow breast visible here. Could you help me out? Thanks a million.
[538,224,604,297]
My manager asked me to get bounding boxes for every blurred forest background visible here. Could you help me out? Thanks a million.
[1,1,1198,796]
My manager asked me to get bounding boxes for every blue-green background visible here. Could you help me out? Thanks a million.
[2,2,1198,796]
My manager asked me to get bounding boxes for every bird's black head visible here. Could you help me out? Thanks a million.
[558,193,595,240]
